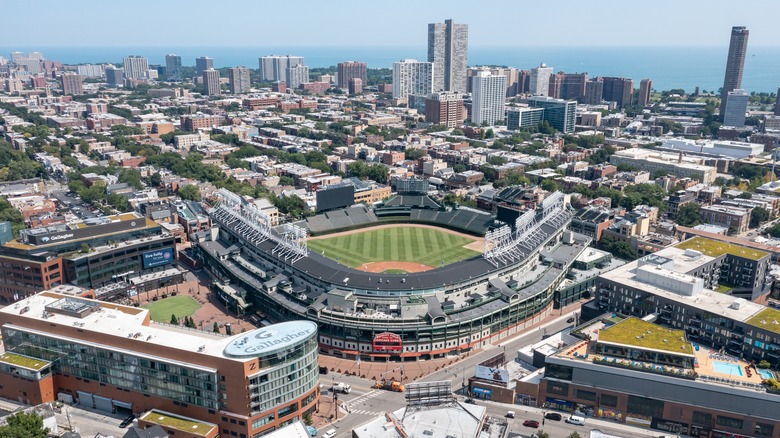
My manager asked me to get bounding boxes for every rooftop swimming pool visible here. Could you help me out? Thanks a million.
[713,361,743,376]
[758,369,774,380]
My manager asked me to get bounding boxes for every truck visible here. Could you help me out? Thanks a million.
[373,378,404,392]
[331,382,351,394]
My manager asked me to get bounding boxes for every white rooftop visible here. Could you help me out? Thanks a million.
[599,247,765,322]
[354,403,485,438]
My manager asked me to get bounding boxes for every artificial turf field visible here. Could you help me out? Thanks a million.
[142,295,201,322]
[306,226,480,268]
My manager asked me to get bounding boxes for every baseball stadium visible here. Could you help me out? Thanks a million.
[195,187,590,361]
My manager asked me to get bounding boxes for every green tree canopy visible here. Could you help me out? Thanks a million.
[178,184,202,201]
[677,202,703,227]
[0,412,48,438]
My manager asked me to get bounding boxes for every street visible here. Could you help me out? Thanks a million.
[314,311,666,438]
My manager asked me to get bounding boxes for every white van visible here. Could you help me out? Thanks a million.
[321,429,337,438]
[565,415,586,425]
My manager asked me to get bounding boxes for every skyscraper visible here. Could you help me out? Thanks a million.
[60,72,83,96]
[228,66,251,94]
[529,64,553,96]
[337,61,367,89]
[427,19,468,93]
[638,79,652,107]
[165,54,182,81]
[602,77,634,108]
[720,26,749,118]
[348,78,363,95]
[723,89,748,127]
[392,59,434,99]
[560,73,588,101]
[471,71,506,126]
[584,78,604,104]
[775,87,780,116]
[196,56,214,76]
[202,68,221,96]
[122,56,148,80]
[285,64,310,89]
[259,56,304,83]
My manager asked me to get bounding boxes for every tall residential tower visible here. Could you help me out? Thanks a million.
[471,70,506,126]
[165,54,182,81]
[427,19,468,93]
[720,26,749,118]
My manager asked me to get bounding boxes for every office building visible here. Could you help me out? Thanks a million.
[202,68,221,96]
[228,66,251,94]
[721,26,749,118]
[337,61,367,89]
[638,78,652,107]
[122,56,148,80]
[506,107,545,130]
[60,73,83,96]
[348,78,363,95]
[428,19,469,93]
[602,77,634,108]
[195,56,213,76]
[0,213,177,304]
[425,91,465,128]
[471,71,506,126]
[526,96,577,133]
[105,67,123,88]
[723,88,748,127]
[392,59,434,99]
[285,64,309,89]
[259,55,304,83]
[529,63,553,96]
[0,294,320,438]
[165,54,182,81]
[584,78,604,104]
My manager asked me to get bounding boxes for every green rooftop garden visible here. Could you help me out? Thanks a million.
[598,317,693,354]
[715,284,734,294]
[140,410,216,436]
[0,353,50,371]
[676,237,768,261]
[747,308,780,335]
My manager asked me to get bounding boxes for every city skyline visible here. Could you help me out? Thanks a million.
[2,0,780,48]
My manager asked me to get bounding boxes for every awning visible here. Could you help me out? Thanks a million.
[473,387,493,396]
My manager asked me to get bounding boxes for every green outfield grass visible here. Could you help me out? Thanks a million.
[307,226,480,268]
[142,295,201,322]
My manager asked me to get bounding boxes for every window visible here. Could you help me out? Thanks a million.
[545,364,573,381]
[627,395,664,418]
[600,394,618,407]
[716,416,743,429]
[755,422,774,437]
[575,390,596,401]
[547,381,569,396]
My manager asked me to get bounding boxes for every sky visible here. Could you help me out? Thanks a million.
[2,0,780,48]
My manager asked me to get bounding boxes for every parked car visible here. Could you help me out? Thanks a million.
[506,410,515,418]
[544,412,562,421]
[321,429,336,438]
[566,317,575,323]
[464,398,476,404]
[523,420,540,428]
[565,415,586,425]
[119,415,135,428]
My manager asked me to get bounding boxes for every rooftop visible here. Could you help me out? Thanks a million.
[139,410,217,437]
[746,308,780,335]
[598,317,693,355]
[676,236,767,261]
[0,352,51,371]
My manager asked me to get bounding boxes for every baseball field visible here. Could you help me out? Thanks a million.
[307,224,482,273]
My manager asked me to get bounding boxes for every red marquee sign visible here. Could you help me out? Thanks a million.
[373,332,403,352]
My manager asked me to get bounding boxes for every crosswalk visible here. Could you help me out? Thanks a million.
[346,390,384,417]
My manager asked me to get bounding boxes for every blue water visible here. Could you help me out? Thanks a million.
[3,45,780,93]
[758,369,774,379]
[713,361,744,376]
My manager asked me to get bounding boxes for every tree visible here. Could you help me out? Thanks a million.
[0,412,49,438]
[567,433,582,438]
[534,431,550,438]
[540,179,559,192]
[677,202,703,227]
[170,314,179,325]
[302,411,313,426]
[213,322,220,333]
[279,176,296,187]
[178,184,201,201]
[751,207,770,228]
[600,236,639,260]
[405,148,427,160]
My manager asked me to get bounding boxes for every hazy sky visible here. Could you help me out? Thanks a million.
[3,0,780,47]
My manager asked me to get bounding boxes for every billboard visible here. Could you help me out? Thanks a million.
[316,184,355,212]
[0,222,12,245]
[24,218,147,245]
[373,332,403,352]
[142,248,174,269]
[475,364,509,384]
